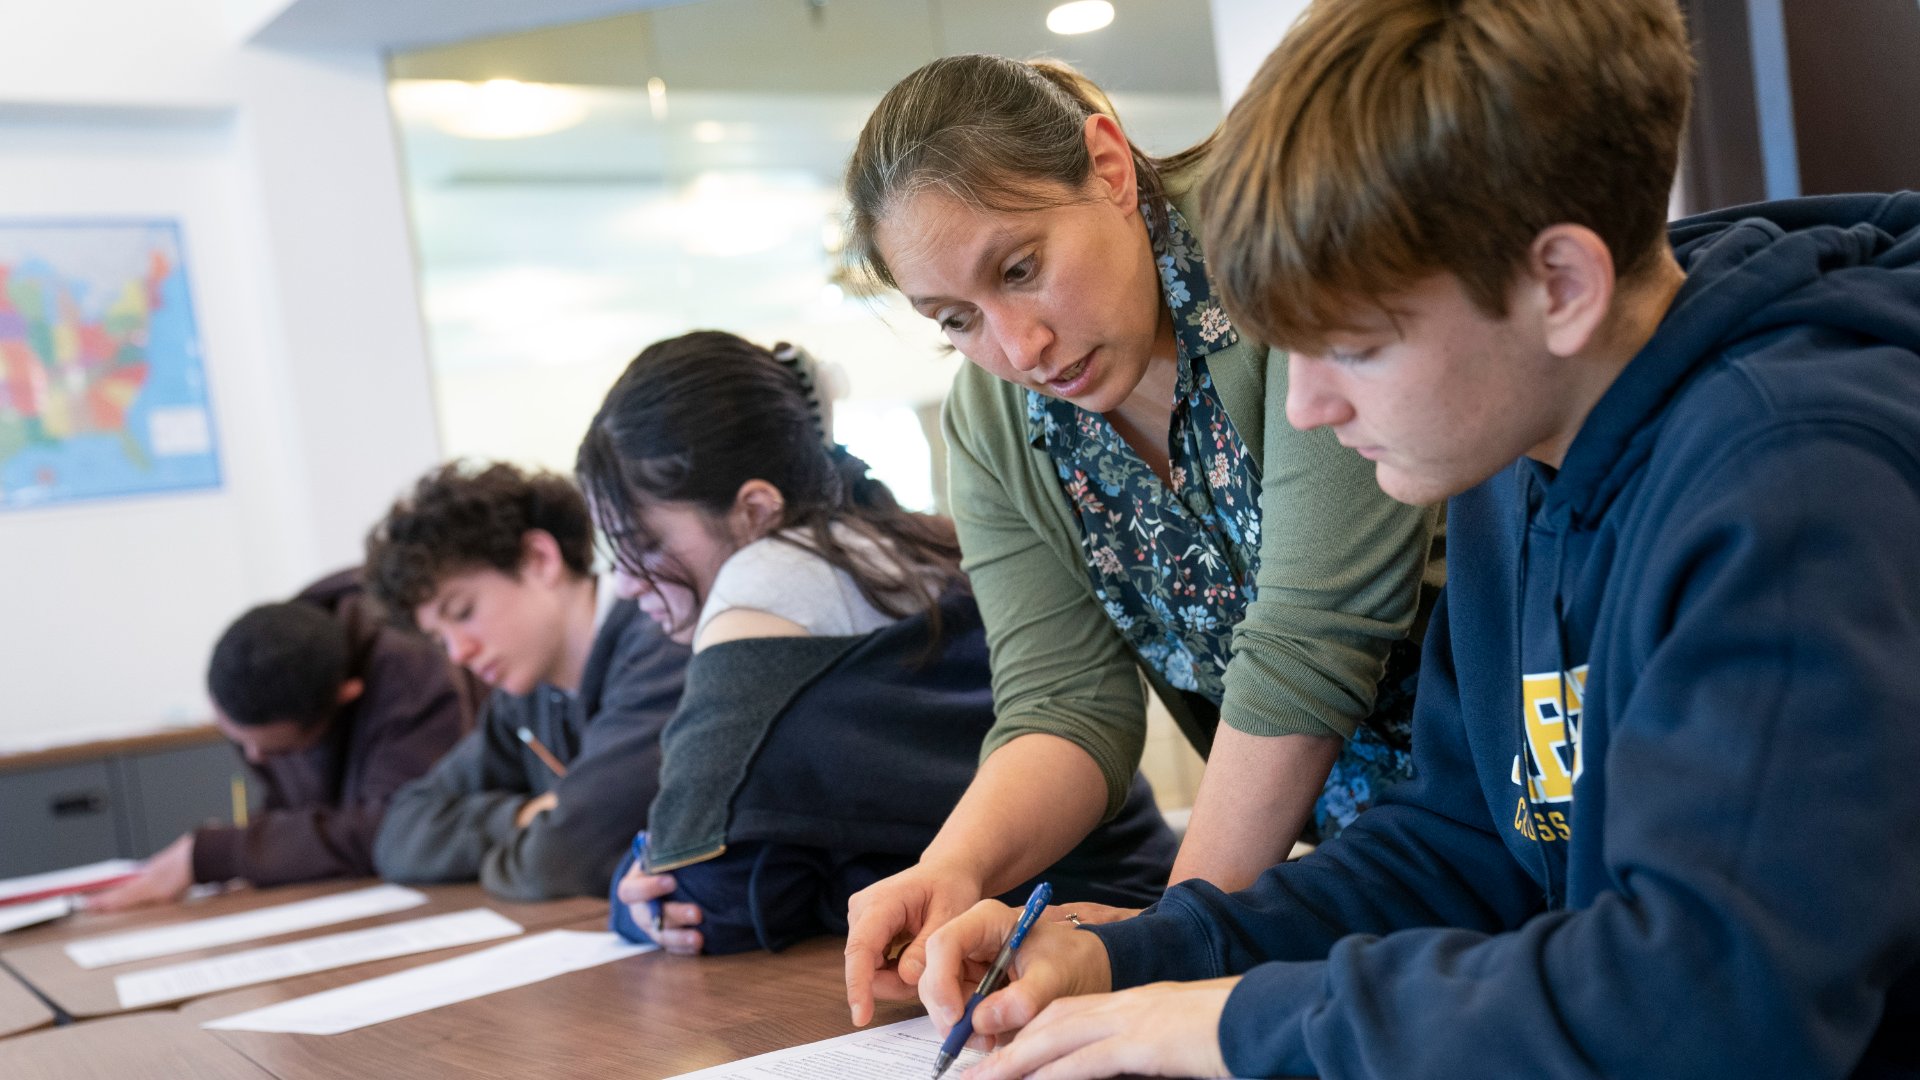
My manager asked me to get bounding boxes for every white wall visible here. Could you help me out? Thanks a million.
[1208,0,1312,104]
[0,1,439,751]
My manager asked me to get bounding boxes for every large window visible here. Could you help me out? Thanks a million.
[388,0,1223,510]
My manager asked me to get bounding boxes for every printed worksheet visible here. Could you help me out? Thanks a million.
[65,884,428,968]
[669,1016,987,1079]
[114,908,522,1007]
[202,930,655,1035]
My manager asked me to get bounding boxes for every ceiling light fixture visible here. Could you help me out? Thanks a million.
[391,79,588,140]
[1046,0,1114,35]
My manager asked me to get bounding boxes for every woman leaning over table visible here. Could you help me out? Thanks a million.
[830,54,1444,1024]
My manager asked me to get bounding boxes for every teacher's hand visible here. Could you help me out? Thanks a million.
[844,863,984,1025]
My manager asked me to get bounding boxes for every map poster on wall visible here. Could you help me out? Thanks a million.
[0,220,222,510]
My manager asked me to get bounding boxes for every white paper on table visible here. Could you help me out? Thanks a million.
[114,908,524,1008]
[202,929,655,1035]
[0,896,74,935]
[668,1016,987,1079]
[65,884,428,969]
[0,859,141,904]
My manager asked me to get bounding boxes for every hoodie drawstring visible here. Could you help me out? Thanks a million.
[1513,469,1567,911]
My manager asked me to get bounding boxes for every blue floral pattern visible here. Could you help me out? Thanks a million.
[1028,203,1415,838]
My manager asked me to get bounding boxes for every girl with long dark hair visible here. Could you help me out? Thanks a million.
[577,330,1175,954]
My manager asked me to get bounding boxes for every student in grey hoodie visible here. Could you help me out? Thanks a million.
[367,462,688,901]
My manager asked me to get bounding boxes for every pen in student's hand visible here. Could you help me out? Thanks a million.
[628,831,663,943]
[931,881,1052,1080]
[516,726,569,778]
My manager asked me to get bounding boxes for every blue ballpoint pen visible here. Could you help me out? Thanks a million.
[931,881,1053,1080]
[627,831,663,943]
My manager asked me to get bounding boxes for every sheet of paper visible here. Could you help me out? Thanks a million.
[0,859,141,904]
[668,1016,987,1079]
[66,884,428,969]
[202,930,655,1035]
[114,908,524,1008]
[0,896,73,935]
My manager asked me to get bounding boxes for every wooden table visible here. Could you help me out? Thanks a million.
[0,964,53,1038]
[0,1012,276,1079]
[1,880,604,1020]
[182,923,923,1080]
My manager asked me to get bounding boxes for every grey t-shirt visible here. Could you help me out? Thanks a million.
[694,524,937,642]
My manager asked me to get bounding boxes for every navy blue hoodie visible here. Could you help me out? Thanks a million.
[1090,193,1920,1079]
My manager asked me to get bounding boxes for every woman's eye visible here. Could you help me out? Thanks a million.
[939,313,970,333]
[1004,255,1035,285]
[1330,347,1378,365]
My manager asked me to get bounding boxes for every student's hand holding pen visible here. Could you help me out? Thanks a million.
[87,833,196,912]
[616,864,706,954]
[923,899,1235,1080]
[917,899,1113,1046]
[961,976,1238,1080]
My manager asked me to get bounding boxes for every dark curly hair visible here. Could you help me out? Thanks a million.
[207,602,349,728]
[364,461,594,627]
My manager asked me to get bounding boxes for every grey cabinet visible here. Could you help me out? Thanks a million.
[118,742,251,856]
[0,760,126,877]
[0,731,253,879]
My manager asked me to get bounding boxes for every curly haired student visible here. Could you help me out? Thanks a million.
[367,462,689,901]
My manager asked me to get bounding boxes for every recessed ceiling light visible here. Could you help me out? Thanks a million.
[1047,0,1114,35]
[391,79,588,140]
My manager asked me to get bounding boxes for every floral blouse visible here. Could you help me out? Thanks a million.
[1027,203,1415,836]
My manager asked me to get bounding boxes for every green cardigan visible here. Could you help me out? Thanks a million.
[942,173,1443,819]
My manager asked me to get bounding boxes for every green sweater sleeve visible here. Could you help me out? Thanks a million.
[1218,347,1439,739]
[944,380,1150,821]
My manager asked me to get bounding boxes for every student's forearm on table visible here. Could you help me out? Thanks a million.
[919,733,1109,896]
[1170,725,1341,892]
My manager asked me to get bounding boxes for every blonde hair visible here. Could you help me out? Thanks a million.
[1202,0,1694,349]
[845,54,1214,286]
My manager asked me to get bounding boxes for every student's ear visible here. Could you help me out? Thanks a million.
[1083,113,1139,212]
[729,479,786,541]
[519,529,568,585]
[1529,225,1616,358]
[336,678,365,708]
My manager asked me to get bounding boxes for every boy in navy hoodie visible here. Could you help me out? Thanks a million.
[908,2,1920,1077]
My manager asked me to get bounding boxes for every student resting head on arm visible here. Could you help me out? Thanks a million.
[839,52,1444,1025]
[919,1,1920,1078]
[366,463,690,902]
[89,569,480,911]
[577,330,1178,955]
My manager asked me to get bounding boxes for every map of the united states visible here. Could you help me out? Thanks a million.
[0,222,220,509]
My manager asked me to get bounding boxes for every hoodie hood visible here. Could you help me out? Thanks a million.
[1545,192,1920,528]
